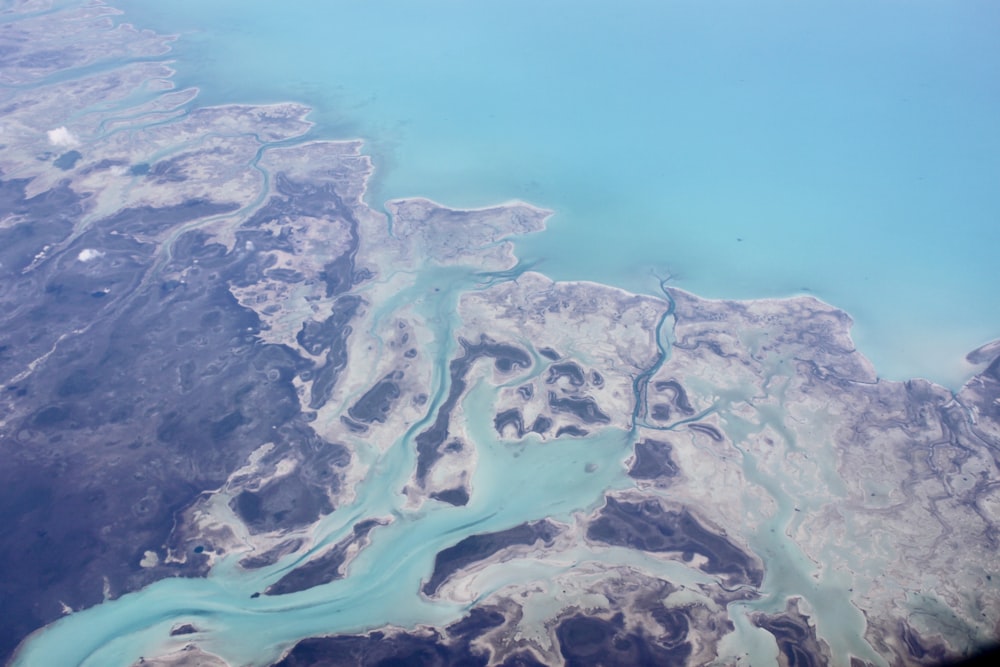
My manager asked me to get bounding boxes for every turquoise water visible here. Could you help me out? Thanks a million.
[108,0,1000,388]
[11,273,638,666]
[9,4,1000,664]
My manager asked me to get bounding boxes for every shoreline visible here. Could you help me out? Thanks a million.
[103,0,1000,395]
[2,2,1000,666]
[101,3,994,393]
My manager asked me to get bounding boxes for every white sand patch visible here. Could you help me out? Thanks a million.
[77,248,104,262]
[140,550,160,568]
[47,126,79,148]
[131,645,230,667]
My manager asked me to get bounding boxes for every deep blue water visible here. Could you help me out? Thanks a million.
[110,0,1000,387]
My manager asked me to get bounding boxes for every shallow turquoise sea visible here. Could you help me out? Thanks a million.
[8,4,1000,665]
[111,0,1000,387]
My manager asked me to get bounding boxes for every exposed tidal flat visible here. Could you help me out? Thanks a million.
[1,2,1000,667]
[107,0,1000,389]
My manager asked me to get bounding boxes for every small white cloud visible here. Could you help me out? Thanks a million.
[77,248,104,262]
[47,126,79,148]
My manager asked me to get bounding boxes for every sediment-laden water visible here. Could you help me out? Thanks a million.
[109,0,1000,387]
[3,2,999,667]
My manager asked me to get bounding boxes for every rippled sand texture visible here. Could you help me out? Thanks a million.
[1,3,998,667]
